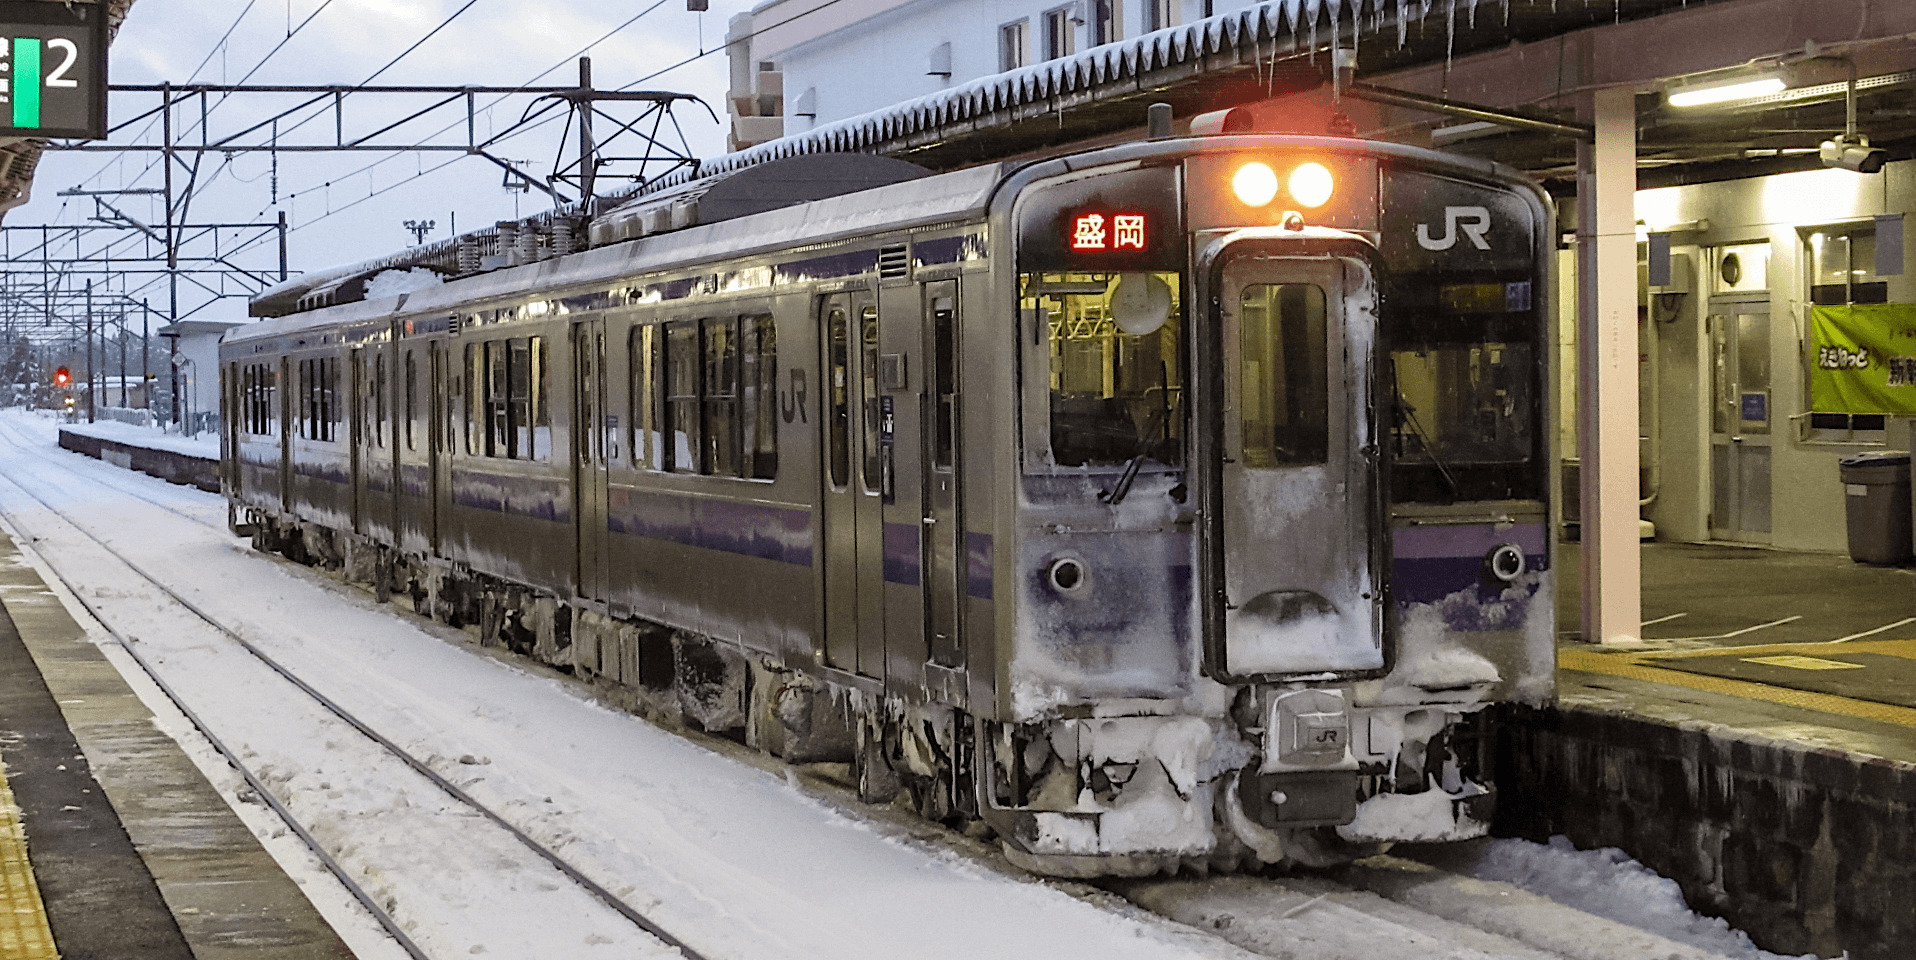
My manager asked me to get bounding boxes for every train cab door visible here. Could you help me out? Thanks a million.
[819,292,887,678]
[920,282,964,678]
[573,321,610,602]
[1206,249,1386,678]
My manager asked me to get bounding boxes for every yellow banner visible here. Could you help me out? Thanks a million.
[1809,303,1916,415]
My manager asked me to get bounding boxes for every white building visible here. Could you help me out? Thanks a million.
[726,0,1243,147]
[158,318,245,432]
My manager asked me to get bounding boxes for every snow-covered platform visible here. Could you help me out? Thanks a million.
[1510,542,1916,960]
[0,526,353,959]
[57,419,221,493]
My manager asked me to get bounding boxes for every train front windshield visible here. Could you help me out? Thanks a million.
[1386,277,1543,504]
[1024,271,1185,468]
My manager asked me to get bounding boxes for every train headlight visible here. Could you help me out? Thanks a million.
[1288,162,1335,208]
[1046,555,1092,597]
[1231,162,1279,207]
[1486,544,1527,583]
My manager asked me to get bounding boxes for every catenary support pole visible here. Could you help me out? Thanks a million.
[1576,86,1642,645]
[84,281,95,423]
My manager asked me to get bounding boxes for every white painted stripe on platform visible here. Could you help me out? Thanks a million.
[1640,612,1688,628]
[1830,617,1916,643]
[1657,615,1802,643]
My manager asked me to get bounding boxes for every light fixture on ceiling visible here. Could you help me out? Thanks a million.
[1666,75,1786,108]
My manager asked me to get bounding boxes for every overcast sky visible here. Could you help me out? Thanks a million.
[17,0,762,324]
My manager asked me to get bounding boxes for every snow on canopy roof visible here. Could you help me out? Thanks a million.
[613,0,1449,207]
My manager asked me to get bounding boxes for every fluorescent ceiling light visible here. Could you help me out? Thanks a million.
[1667,76,1786,108]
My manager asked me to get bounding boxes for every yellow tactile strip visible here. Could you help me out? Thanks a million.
[1561,638,1916,729]
[0,755,59,959]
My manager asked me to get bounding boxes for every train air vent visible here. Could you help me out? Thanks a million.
[879,245,910,279]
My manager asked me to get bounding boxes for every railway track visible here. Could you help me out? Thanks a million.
[0,417,1768,960]
[0,419,704,960]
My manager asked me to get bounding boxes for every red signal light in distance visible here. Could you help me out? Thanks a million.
[53,366,70,386]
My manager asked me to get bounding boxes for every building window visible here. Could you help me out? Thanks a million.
[1805,225,1890,440]
[1092,0,1119,45]
[1000,19,1029,71]
[1043,7,1075,60]
[1145,0,1176,31]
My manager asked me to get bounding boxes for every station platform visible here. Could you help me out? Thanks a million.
[0,528,354,959]
[1502,541,1916,960]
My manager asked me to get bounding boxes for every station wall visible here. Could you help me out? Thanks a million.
[1561,160,1915,554]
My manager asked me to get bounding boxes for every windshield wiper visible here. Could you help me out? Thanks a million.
[1396,390,1462,500]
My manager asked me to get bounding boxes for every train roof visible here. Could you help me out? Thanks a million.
[228,160,1005,346]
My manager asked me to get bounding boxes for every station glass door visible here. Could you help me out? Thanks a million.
[1709,305,1772,543]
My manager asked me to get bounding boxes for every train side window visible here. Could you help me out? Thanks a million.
[1239,283,1329,467]
[703,318,739,477]
[932,300,957,469]
[664,321,700,473]
[859,305,882,491]
[326,357,340,442]
[486,340,509,457]
[375,352,389,449]
[742,314,777,479]
[531,336,550,461]
[630,325,662,471]
[464,342,481,456]
[826,306,850,488]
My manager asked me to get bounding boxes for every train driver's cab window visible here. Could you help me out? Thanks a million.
[1238,283,1329,466]
[1387,280,1539,502]
[1023,271,1184,467]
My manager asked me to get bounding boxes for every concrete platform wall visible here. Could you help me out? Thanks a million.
[1495,703,1914,960]
[56,430,219,493]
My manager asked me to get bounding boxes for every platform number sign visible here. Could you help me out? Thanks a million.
[0,2,108,139]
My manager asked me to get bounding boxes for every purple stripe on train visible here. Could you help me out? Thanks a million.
[608,487,814,567]
[1391,522,1549,606]
[883,522,921,586]
[966,532,993,600]
[452,471,572,523]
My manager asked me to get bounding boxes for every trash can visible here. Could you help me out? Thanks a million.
[1840,452,1912,564]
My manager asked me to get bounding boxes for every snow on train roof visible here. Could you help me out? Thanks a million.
[229,162,1003,344]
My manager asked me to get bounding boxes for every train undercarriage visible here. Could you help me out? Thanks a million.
[244,507,1499,878]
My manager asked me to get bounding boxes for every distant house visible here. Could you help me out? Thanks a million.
[157,319,245,432]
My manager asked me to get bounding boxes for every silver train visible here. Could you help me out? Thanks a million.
[221,134,1556,876]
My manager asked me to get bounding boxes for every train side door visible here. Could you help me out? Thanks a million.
[428,340,447,551]
[573,321,610,601]
[350,347,367,533]
[1208,251,1385,677]
[921,281,964,677]
[278,357,292,511]
[819,293,887,678]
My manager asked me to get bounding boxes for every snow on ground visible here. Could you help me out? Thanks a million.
[0,407,1828,960]
[53,413,221,458]
[1459,837,1818,960]
[0,409,1256,960]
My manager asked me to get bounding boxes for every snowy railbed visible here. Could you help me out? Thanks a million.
[0,409,1824,960]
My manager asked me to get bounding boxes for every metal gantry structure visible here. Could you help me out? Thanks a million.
[2,59,710,419]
